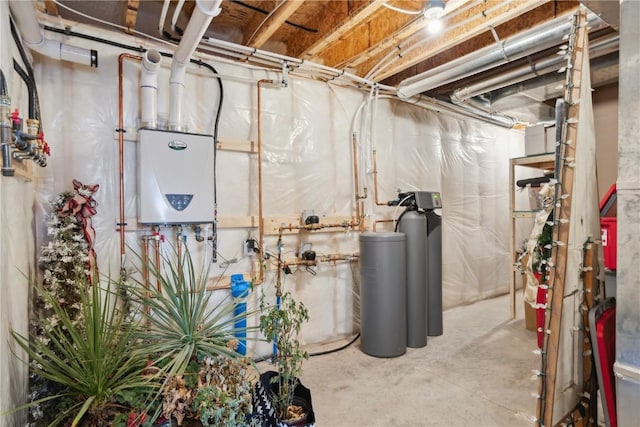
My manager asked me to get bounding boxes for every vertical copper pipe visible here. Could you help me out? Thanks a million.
[153,231,162,293]
[257,79,274,285]
[176,226,183,279]
[372,149,388,206]
[141,236,151,322]
[117,54,142,272]
[275,230,283,297]
[351,132,361,221]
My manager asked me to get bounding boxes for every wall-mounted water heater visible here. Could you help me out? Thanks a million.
[138,129,215,224]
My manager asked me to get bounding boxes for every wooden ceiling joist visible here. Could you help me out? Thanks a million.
[247,0,305,49]
[361,0,549,81]
[298,0,387,60]
[43,0,59,16]
[124,0,140,34]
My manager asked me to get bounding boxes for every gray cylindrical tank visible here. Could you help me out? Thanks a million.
[398,210,427,348]
[426,210,443,336]
[359,232,407,358]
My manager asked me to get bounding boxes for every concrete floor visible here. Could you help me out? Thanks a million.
[299,294,540,426]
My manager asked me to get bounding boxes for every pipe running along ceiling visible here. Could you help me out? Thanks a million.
[22,1,621,124]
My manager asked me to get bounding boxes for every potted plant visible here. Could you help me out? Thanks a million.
[126,247,259,426]
[8,278,158,427]
[256,292,314,426]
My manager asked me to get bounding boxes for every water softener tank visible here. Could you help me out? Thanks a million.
[359,232,407,357]
[426,210,443,336]
[398,210,427,348]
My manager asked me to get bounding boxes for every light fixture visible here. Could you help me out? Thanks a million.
[426,19,443,34]
[424,0,445,20]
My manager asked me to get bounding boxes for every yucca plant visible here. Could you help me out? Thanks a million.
[10,278,158,427]
[126,246,260,424]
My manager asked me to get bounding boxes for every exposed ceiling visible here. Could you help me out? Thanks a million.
[37,0,620,124]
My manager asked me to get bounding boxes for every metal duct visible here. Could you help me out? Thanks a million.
[490,51,619,104]
[451,34,619,104]
[396,9,605,99]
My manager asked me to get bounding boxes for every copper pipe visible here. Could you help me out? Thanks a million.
[372,149,389,207]
[275,232,283,297]
[277,222,354,234]
[257,79,275,285]
[351,132,367,228]
[141,236,151,321]
[153,228,162,293]
[175,225,183,279]
[117,53,142,272]
[373,219,394,232]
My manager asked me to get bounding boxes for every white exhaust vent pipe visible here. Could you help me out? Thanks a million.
[169,0,222,131]
[9,0,98,67]
[140,49,162,129]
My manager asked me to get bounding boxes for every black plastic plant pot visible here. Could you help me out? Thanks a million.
[253,371,315,427]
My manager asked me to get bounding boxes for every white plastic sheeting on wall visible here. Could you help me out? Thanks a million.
[0,3,34,425]
[27,19,523,359]
[367,99,523,307]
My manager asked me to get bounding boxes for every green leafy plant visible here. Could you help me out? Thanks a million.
[258,292,310,421]
[127,247,259,424]
[160,355,256,426]
[10,279,158,427]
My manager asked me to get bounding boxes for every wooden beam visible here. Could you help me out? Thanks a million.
[43,0,59,15]
[379,1,579,87]
[125,0,140,34]
[536,9,588,427]
[298,0,386,60]
[360,0,548,81]
[248,0,305,49]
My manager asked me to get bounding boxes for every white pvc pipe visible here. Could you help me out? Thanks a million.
[171,0,187,35]
[9,0,98,67]
[169,0,222,131]
[140,49,162,129]
[158,0,171,36]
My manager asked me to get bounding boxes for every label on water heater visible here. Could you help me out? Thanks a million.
[166,194,193,211]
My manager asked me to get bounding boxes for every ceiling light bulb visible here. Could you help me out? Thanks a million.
[426,19,443,34]
[424,0,445,20]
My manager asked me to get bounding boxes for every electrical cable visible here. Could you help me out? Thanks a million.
[381,2,424,15]
[0,69,7,96]
[10,18,41,124]
[309,333,361,357]
[51,0,178,49]
[191,59,222,208]
[12,60,36,119]
[246,0,286,46]
[43,25,145,53]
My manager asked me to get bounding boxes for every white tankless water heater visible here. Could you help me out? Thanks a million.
[138,129,215,224]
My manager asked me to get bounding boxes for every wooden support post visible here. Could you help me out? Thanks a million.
[536,8,588,427]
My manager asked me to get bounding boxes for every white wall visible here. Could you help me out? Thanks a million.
[0,2,34,425]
